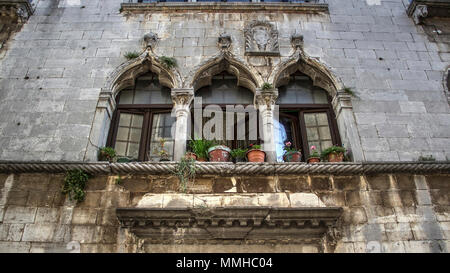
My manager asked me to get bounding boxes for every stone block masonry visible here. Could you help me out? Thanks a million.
[0,0,448,162]
[0,170,448,253]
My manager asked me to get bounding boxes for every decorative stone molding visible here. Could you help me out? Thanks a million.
[217,33,232,51]
[407,0,450,24]
[142,32,158,50]
[171,88,194,109]
[190,52,262,92]
[270,51,340,97]
[244,21,279,56]
[1,161,450,175]
[120,2,329,14]
[116,207,343,244]
[291,34,304,50]
[0,0,34,23]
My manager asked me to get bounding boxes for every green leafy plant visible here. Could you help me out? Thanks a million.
[98,147,116,162]
[249,144,261,150]
[343,86,357,98]
[418,155,436,161]
[62,169,89,203]
[124,51,140,60]
[159,56,177,69]
[172,158,196,193]
[116,175,123,185]
[189,139,214,160]
[321,145,346,159]
[262,82,273,90]
[230,148,248,159]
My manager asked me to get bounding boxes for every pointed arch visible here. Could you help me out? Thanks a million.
[189,52,263,93]
[102,50,182,100]
[269,52,343,98]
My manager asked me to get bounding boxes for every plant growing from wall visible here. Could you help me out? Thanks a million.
[172,158,196,193]
[343,86,357,98]
[124,51,140,60]
[262,82,273,90]
[159,56,177,69]
[62,169,89,203]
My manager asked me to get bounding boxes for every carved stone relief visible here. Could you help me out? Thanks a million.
[245,21,279,56]
[217,33,232,51]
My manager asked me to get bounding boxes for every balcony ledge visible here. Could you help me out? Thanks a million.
[1,161,450,175]
[120,2,329,14]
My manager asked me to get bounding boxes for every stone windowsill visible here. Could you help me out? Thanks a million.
[120,2,329,13]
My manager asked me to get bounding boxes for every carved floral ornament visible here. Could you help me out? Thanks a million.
[244,21,280,56]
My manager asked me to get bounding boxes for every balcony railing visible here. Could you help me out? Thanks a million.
[124,0,324,2]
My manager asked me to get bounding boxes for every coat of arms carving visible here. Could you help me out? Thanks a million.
[244,21,279,56]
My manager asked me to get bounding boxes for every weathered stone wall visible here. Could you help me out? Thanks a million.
[0,0,449,162]
[0,172,448,252]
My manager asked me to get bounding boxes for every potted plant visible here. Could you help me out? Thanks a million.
[188,139,213,162]
[246,144,265,162]
[321,145,346,162]
[307,145,321,163]
[154,138,170,161]
[230,148,248,163]
[208,144,232,162]
[98,147,116,162]
[282,141,302,162]
[184,152,197,160]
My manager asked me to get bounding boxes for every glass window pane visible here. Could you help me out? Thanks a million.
[304,112,334,154]
[114,113,144,160]
[304,114,317,126]
[116,127,130,141]
[316,113,329,126]
[118,90,134,104]
[313,89,328,104]
[318,126,332,140]
[148,113,176,161]
[119,113,132,126]
[277,73,330,105]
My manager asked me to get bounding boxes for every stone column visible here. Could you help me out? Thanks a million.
[171,88,194,161]
[84,91,115,161]
[332,91,365,162]
[255,88,278,163]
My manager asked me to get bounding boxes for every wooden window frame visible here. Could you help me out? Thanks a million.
[107,104,173,161]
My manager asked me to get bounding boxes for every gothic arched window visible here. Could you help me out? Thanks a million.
[107,72,175,161]
[275,71,341,162]
[191,72,258,150]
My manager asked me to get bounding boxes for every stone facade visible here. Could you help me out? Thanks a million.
[0,0,448,161]
[0,0,450,253]
[0,171,449,253]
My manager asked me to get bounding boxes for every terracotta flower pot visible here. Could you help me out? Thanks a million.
[307,157,321,164]
[246,149,266,162]
[327,152,344,162]
[197,157,207,162]
[184,152,197,160]
[208,145,231,162]
[283,151,302,162]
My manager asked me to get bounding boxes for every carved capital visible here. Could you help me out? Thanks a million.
[412,4,428,24]
[255,88,278,109]
[171,88,194,112]
[218,33,232,51]
[143,32,158,50]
